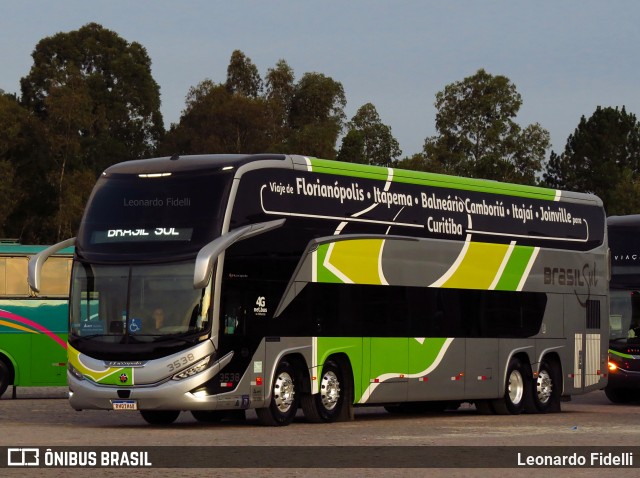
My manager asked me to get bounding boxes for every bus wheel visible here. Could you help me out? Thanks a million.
[0,360,12,398]
[310,361,347,422]
[533,359,561,413]
[139,410,180,425]
[492,357,530,415]
[256,360,298,426]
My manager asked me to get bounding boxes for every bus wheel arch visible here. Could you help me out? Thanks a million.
[533,353,562,413]
[492,354,533,415]
[0,355,15,398]
[302,353,354,423]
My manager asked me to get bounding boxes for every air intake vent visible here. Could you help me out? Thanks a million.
[586,300,600,329]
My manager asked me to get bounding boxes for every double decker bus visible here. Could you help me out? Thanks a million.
[0,241,72,398]
[605,215,640,403]
[29,154,608,425]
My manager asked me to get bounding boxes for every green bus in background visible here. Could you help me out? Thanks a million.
[0,241,72,398]
[29,154,609,425]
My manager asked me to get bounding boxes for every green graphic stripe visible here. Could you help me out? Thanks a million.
[68,344,134,385]
[316,244,343,283]
[315,239,386,285]
[443,242,509,289]
[609,349,636,360]
[328,239,384,284]
[316,336,450,404]
[308,158,558,201]
[314,239,535,292]
[494,245,535,290]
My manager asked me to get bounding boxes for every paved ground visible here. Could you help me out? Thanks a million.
[1,387,639,477]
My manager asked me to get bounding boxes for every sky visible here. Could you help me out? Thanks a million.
[1,0,639,159]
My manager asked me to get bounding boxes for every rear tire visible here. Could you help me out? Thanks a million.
[256,360,298,426]
[140,410,180,425]
[492,357,531,415]
[302,361,350,423]
[533,359,562,412]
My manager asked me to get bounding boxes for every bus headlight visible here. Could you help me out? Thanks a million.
[68,363,85,381]
[172,356,211,380]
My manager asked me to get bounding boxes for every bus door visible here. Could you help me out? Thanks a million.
[217,281,253,395]
[218,277,284,401]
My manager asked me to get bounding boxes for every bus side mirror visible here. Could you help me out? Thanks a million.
[193,219,285,289]
[27,237,76,293]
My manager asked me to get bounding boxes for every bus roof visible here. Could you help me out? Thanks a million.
[103,154,602,207]
[608,215,640,227]
[0,243,74,256]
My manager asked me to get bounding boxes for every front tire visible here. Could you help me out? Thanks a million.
[256,360,298,426]
[140,410,180,425]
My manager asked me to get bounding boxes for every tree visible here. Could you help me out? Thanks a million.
[15,23,165,242]
[0,160,17,235]
[226,50,263,98]
[337,103,401,166]
[396,153,431,172]
[287,72,346,158]
[544,106,640,214]
[0,93,45,239]
[423,69,549,184]
[20,22,164,173]
[265,59,295,149]
[159,79,274,155]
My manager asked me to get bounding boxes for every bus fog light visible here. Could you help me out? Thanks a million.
[172,356,211,380]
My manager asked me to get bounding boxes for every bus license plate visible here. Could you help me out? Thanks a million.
[112,400,137,411]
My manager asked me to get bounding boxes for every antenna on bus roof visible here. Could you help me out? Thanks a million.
[170,154,180,161]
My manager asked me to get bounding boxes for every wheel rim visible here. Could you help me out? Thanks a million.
[320,370,341,411]
[273,371,295,413]
[536,369,552,405]
[508,369,524,405]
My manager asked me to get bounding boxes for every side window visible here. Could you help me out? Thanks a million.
[0,258,6,295]
[39,257,72,297]
[5,257,29,296]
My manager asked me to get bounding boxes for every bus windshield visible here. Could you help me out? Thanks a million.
[609,289,640,341]
[70,260,212,343]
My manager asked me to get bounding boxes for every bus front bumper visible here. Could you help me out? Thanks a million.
[67,357,241,411]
